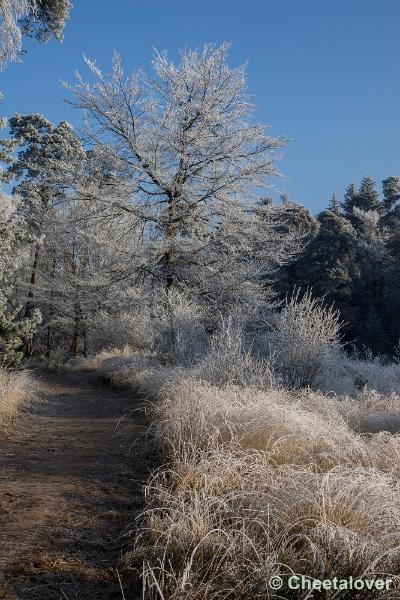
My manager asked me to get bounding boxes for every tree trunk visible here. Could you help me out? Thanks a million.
[83,327,88,357]
[45,257,57,366]
[23,242,41,357]
[45,324,53,366]
[71,301,84,357]
[25,243,41,317]
[164,192,178,290]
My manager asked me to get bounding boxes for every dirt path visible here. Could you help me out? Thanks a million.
[0,368,151,600]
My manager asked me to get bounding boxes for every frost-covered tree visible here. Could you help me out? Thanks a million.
[0,115,83,303]
[382,176,400,213]
[341,182,357,220]
[0,114,83,354]
[0,194,41,367]
[342,177,382,225]
[68,44,286,297]
[350,207,389,350]
[39,163,149,360]
[19,0,71,42]
[357,177,382,213]
[0,0,71,66]
[328,192,341,214]
[283,178,400,354]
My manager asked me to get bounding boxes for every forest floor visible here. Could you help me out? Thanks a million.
[0,368,151,600]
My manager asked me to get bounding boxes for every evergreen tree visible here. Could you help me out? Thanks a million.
[278,207,361,347]
[0,195,41,368]
[341,183,357,219]
[342,178,382,228]
[357,177,381,212]
[20,0,72,43]
[329,193,341,214]
[0,0,72,67]
[350,207,390,351]
[382,176,400,212]
[0,113,83,355]
[301,209,360,302]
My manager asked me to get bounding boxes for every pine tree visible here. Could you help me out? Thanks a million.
[341,178,382,227]
[0,0,72,67]
[341,183,357,219]
[0,115,83,299]
[0,195,41,368]
[350,207,390,351]
[329,193,341,214]
[357,177,381,212]
[382,176,400,212]
[303,209,360,301]
[20,0,72,43]
[0,113,83,355]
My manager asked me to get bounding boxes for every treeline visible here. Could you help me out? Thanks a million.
[279,176,400,354]
[0,45,398,367]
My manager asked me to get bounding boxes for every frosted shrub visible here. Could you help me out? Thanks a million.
[69,345,134,373]
[90,309,155,354]
[154,290,207,366]
[274,290,342,388]
[195,318,275,389]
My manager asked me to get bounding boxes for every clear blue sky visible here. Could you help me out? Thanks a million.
[1,0,399,213]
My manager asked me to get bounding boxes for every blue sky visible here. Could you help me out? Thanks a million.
[1,0,399,213]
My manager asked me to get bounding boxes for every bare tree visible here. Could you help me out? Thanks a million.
[68,44,286,291]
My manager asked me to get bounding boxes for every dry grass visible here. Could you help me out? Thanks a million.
[65,345,135,373]
[317,352,400,396]
[132,377,400,599]
[12,551,110,582]
[0,368,38,432]
[71,345,400,597]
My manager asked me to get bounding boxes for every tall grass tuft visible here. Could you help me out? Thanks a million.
[0,368,38,432]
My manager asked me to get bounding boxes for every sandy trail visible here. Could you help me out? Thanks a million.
[0,368,150,600]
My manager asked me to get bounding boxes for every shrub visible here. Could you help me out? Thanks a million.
[154,290,207,366]
[194,318,275,389]
[90,308,155,354]
[273,289,342,388]
[66,345,135,372]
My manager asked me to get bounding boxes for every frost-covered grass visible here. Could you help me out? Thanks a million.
[0,368,38,432]
[64,345,134,373]
[82,343,400,401]
[77,337,400,598]
[132,378,400,599]
[317,351,400,396]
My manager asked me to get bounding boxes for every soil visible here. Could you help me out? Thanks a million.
[0,368,152,600]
